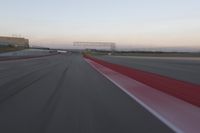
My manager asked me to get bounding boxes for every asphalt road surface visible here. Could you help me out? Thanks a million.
[0,53,172,133]
[0,49,50,57]
[96,55,200,85]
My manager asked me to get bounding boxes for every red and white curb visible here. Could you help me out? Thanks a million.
[85,58,200,133]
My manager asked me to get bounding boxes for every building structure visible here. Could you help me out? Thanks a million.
[0,36,29,48]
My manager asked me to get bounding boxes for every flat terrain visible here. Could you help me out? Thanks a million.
[96,55,200,85]
[0,47,25,53]
[0,49,50,57]
[0,53,172,133]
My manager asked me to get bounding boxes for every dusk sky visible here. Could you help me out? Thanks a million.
[0,0,200,50]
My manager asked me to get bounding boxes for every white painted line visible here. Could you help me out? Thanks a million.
[85,58,200,133]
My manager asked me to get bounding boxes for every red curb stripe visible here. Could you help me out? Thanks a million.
[84,55,200,107]
[85,58,200,133]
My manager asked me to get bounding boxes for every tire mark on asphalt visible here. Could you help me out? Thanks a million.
[0,60,55,83]
[0,60,50,79]
[37,64,69,133]
[0,60,43,72]
[0,63,60,103]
